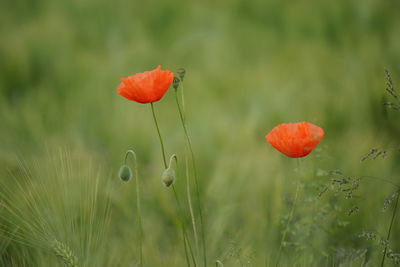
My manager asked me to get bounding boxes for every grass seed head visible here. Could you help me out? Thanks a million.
[52,239,79,267]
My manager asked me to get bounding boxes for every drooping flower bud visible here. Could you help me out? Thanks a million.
[161,167,176,187]
[173,77,180,90]
[177,68,186,81]
[118,165,132,182]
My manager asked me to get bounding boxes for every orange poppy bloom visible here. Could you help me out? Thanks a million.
[117,65,174,104]
[265,122,324,158]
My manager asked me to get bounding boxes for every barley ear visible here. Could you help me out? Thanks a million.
[52,239,79,267]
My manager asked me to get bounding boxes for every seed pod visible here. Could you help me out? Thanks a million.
[177,68,186,81]
[161,167,176,187]
[172,76,180,90]
[118,165,132,182]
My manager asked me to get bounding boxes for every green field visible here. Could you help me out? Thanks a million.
[1,0,400,266]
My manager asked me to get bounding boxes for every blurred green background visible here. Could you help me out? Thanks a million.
[1,0,400,266]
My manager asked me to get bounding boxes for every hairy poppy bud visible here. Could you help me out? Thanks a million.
[161,167,176,187]
[173,77,180,90]
[118,165,132,182]
[177,68,186,81]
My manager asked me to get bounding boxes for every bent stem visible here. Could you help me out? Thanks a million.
[174,87,207,266]
[125,150,143,267]
[380,189,400,267]
[149,105,195,266]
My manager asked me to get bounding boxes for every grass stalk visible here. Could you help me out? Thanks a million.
[275,159,302,267]
[380,189,400,267]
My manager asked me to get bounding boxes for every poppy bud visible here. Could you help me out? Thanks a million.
[161,167,176,187]
[173,77,180,90]
[177,68,186,81]
[118,165,132,182]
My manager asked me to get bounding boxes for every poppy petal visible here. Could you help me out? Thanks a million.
[116,66,174,104]
[265,122,324,158]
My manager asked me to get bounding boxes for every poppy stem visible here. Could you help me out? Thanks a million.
[380,189,400,267]
[150,103,167,168]
[124,150,143,267]
[170,154,196,266]
[174,89,199,253]
[174,87,207,267]
[149,108,195,266]
[183,229,191,267]
[173,185,198,267]
[180,81,186,122]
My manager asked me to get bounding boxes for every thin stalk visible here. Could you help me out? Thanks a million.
[275,159,301,267]
[380,189,400,267]
[174,88,207,267]
[186,153,199,249]
[180,81,186,122]
[176,82,199,251]
[275,183,300,267]
[136,173,143,267]
[183,228,191,267]
[125,150,143,267]
[174,185,197,267]
[360,175,400,188]
[169,87,198,249]
[149,104,194,266]
[150,103,167,168]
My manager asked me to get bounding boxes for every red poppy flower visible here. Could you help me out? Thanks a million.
[265,122,324,158]
[117,65,174,104]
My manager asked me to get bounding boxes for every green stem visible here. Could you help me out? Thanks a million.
[275,179,300,267]
[180,81,186,122]
[380,189,400,267]
[174,84,199,251]
[173,185,197,267]
[183,228,191,267]
[186,153,199,250]
[215,260,224,267]
[174,88,207,266]
[125,150,143,267]
[150,103,167,168]
[149,107,195,266]
[170,156,194,267]
[360,175,400,188]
